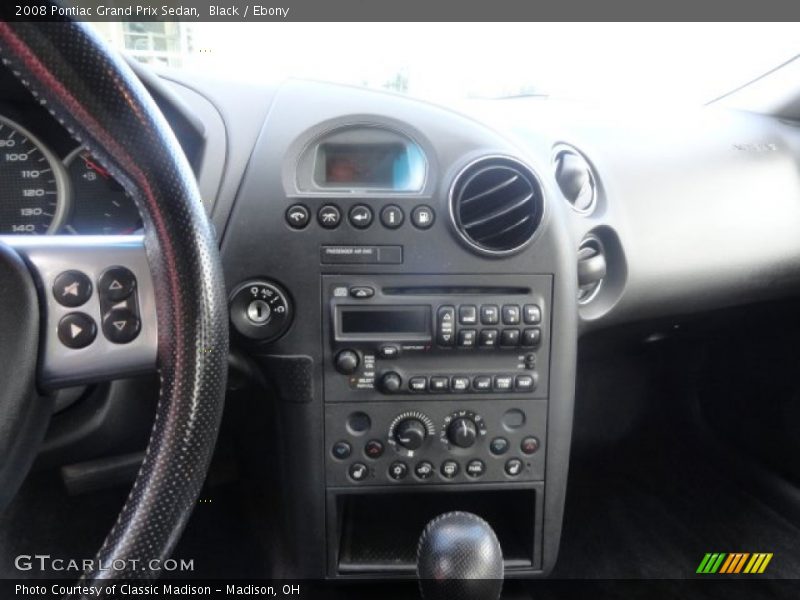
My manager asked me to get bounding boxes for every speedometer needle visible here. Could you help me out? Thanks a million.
[81,154,111,179]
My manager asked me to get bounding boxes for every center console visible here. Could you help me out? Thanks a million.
[219,80,578,580]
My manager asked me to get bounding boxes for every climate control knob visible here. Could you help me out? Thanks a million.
[335,349,360,375]
[379,371,403,394]
[394,418,428,451]
[447,417,478,448]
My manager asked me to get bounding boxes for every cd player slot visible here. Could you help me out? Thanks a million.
[381,286,530,296]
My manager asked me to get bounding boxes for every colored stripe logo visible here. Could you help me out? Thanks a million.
[697,553,773,574]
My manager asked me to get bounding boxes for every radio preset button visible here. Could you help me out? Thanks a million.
[522,328,542,347]
[459,305,477,325]
[501,329,520,347]
[349,286,375,299]
[480,305,499,325]
[493,375,514,391]
[515,374,537,392]
[430,376,450,392]
[472,376,492,391]
[502,305,521,325]
[458,329,477,347]
[523,304,542,324]
[479,329,498,348]
[409,376,428,392]
[437,306,456,346]
[451,376,471,393]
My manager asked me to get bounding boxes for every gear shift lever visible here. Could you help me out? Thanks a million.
[417,512,504,600]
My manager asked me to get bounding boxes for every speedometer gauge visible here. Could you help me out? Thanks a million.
[0,115,69,234]
[63,147,142,235]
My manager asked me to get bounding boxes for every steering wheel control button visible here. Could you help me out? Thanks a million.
[349,285,375,299]
[364,439,385,459]
[229,280,292,342]
[411,205,435,229]
[335,349,360,375]
[348,205,373,229]
[332,441,352,460]
[523,304,542,324]
[98,266,136,302]
[436,306,455,346]
[389,461,408,481]
[414,461,435,480]
[349,463,369,482]
[285,204,310,229]
[480,304,499,325]
[102,309,141,344]
[380,205,404,229]
[53,270,92,307]
[465,459,486,478]
[522,328,542,347]
[318,205,342,229]
[505,458,524,477]
[521,436,540,455]
[490,437,509,456]
[502,304,521,325]
[441,460,460,479]
[58,312,97,349]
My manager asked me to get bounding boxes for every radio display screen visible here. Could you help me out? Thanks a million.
[339,306,430,336]
[322,142,407,187]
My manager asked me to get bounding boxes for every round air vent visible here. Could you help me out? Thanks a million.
[449,157,544,255]
[554,146,597,214]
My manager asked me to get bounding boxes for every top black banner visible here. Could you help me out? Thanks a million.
[3,0,800,22]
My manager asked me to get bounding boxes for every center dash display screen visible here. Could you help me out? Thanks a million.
[323,143,406,187]
[339,306,430,336]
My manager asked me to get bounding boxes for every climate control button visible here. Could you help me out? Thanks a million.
[447,417,478,448]
[393,418,427,451]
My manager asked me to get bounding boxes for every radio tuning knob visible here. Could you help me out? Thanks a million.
[335,349,360,375]
[379,371,402,394]
[394,418,427,451]
[447,417,478,448]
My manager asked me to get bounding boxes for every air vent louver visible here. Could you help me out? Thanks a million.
[450,157,543,255]
[554,147,597,214]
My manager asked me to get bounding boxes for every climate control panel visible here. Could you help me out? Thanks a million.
[324,400,546,487]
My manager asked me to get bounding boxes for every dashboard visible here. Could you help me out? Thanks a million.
[6,58,800,583]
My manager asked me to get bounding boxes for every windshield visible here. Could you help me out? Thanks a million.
[92,22,800,105]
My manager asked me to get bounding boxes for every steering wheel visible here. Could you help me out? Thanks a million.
[0,17,229,589]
